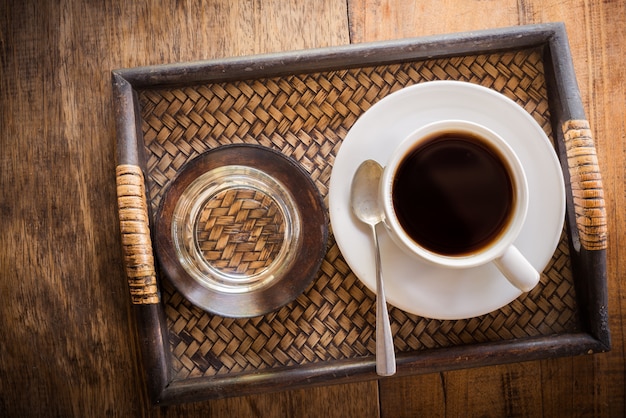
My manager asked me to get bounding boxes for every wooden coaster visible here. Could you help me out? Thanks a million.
[155,144,328,317]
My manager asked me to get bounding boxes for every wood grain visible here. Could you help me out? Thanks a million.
[348,0,521,43]
[0,1,142,417]
[1,0,624,416]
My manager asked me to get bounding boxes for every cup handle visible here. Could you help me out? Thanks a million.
[493,245,540,293]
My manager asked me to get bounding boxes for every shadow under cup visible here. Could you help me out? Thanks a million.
[381,120,539,292]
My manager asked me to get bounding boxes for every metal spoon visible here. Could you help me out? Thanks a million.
[350,159,396,376]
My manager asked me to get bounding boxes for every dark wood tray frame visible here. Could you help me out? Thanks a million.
[112,23,609,405]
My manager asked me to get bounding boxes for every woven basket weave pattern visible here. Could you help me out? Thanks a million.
[195,188,286,276]
[140,48,579,380]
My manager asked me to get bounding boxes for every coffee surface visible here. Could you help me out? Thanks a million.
[393,133,513,255]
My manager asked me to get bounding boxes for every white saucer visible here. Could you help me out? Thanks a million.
[328,80,565,320]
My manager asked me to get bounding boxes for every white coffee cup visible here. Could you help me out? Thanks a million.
[380,120,539,292]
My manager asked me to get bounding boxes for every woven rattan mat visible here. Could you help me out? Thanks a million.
[139,47,579,381]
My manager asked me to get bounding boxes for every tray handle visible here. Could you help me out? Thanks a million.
[563,120,607,251]
[116,164,159,304]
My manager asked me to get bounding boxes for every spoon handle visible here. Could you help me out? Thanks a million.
[372,223,396,376]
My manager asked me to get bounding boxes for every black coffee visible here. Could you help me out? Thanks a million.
[393,132,514,256]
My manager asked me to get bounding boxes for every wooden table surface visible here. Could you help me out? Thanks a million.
[1,1,624,416]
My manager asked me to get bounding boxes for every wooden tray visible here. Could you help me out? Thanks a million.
[112,23,609,405]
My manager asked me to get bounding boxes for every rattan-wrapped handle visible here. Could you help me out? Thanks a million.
[116,164,159,304]
[563,120,607,251]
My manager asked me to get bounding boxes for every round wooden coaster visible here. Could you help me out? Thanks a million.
[155,144,328,317]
